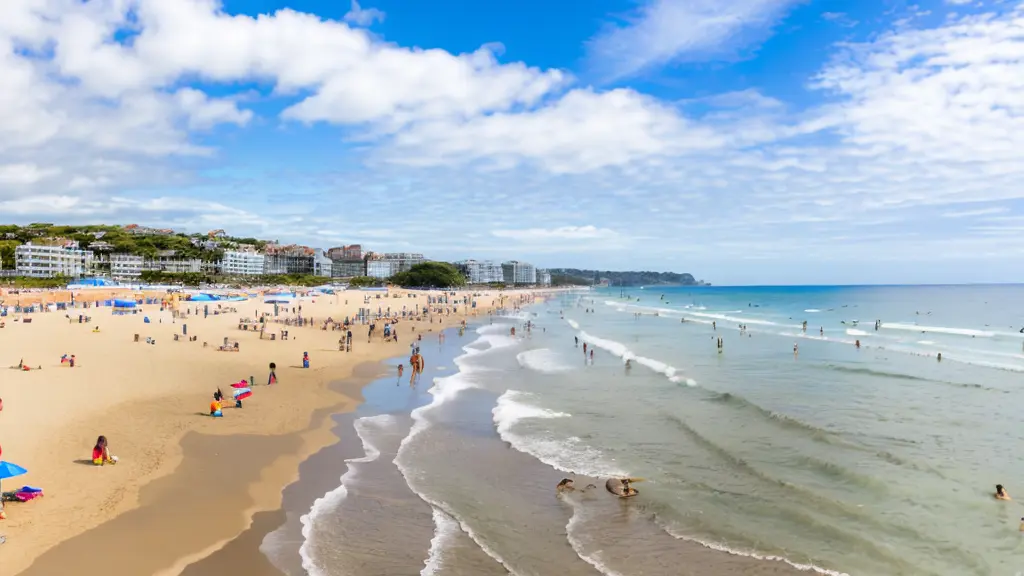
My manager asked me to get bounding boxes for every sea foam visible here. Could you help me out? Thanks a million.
[298,414,396,576]
[421,507,462,576]
[516,348,575,373]
[492,390,627,477]
[394,335,522,575]
[576,328,697,386]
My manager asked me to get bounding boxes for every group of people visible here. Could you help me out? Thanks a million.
[556,477,640,498]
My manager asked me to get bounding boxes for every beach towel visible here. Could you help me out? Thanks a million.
[1,486,42,502]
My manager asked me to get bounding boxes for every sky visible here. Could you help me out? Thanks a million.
[2,0,1024,285]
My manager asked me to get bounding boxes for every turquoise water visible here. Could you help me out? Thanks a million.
[294,285,1024,576]
[501,285,1024,575]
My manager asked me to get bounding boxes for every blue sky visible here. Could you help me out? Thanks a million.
[1,0,1023,284]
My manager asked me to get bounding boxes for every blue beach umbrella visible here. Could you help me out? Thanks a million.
[0,460,27,497]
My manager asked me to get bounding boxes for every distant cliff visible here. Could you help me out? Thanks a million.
[547,268,703,287]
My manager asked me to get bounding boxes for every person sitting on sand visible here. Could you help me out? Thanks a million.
[556,478,575,492]
[210,391,224,418]
[996,484,1011,500]
[92,435,116,465]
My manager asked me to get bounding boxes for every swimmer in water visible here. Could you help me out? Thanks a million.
[625,359,632,371]
[996,484,1011,500]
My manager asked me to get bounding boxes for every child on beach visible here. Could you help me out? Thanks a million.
[210,391,224,417]
[398,364,404,379]
[92,436,116,465]
[268,362,277,385]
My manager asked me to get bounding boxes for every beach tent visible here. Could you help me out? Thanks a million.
[69,277,113,287]
[189,294,219,302]
[264,294,294,304]
[112,299,136,308]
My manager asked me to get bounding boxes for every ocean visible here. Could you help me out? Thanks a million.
[274,285,1024,576]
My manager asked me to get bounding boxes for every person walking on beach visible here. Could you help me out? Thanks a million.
[346,329,353,351]
[268,362,277,385]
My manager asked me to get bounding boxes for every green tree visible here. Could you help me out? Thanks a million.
[389,262,466,288]
[348,276,382,287]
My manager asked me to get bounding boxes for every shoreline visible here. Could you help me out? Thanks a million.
[179,326,470,576]
[0,287,554,575]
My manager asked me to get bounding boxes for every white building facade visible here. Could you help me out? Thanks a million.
[15,242,94,278]
[502,260,537,285]
[366,260,396,279]
[313,250,333,277]
[220,250,266,276]
[538,270,552,286]
[109,254,144,279]
[457,260,504,284]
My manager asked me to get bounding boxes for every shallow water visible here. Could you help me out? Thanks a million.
[286,285,1024,575]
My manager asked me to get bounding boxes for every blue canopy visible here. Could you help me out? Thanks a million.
[71,277,113,287]
[0,460,27,480]
[189,294,219,302]
[113,299,136,308]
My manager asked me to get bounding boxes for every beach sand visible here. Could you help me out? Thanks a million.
[0,287,542,575]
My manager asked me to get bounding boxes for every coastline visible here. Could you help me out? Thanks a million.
[0,287,552,576]
[179,326,471,576]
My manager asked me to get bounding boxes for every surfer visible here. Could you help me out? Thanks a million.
[605,478,639,498]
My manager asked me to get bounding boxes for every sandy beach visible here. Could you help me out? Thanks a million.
[0,286,544,576]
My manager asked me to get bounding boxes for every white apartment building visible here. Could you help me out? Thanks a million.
[458,260,504,284]
[109,254,144,279]
[313,250,333,277]
[538,270,552,287]
[366,260,396,279]
[220,250,266,276]
[14,242,94,278]
[502,260,537,285]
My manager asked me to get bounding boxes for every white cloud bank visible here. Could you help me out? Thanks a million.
[2,0,1024,276]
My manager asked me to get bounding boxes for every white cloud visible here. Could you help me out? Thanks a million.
[0,163,59,185]
[585,0,800,81]
[941,207,1009,218]
[344,0,385,27]
[946,0,973,5]
[492,226,620,241]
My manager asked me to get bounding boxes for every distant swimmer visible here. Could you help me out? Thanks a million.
[855,340,861,349]
[793,343,799,356]
[556,478,575,492]
[996,484,1011,501]
[937,352,942,362]
[625,359,632,371]
[606,478,640,498]
[574,336,579,347]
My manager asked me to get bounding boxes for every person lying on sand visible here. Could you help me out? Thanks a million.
[605,478,639,498]
[8,359,42,371]
[996,484,1011,500]
[556,478,575,492]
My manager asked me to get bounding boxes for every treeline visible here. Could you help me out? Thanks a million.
[547,268,699,286]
